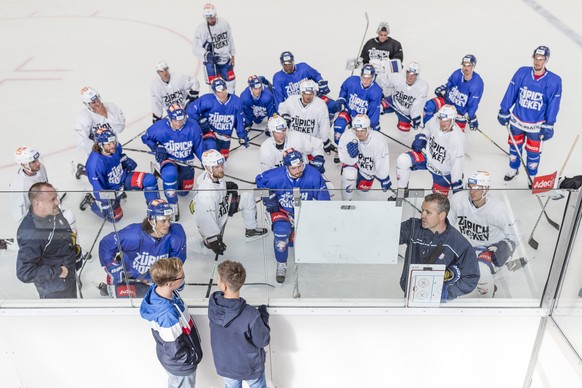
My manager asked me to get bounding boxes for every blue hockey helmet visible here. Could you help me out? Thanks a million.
[280,51,294,65]
[533,46,550,59]
[462,54,477,67]
[361,64,376,77]
[282,148,303,168]
[94,128,117,145]
[167,104,186,121]
[211,78,227,92]
[147,199,173,219]
[247,75,263,89]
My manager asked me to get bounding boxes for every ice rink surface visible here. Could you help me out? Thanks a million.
[0,0,581,304]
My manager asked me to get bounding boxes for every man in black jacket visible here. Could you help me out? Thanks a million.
[16,182,79,298]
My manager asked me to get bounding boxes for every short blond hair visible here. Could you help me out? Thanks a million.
[150,258,183,285]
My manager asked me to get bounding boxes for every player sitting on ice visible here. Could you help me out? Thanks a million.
[192,150,268,256]
[240,75,276,135]
[396,105,465,196]
[99,199,186,298]
[142,104,204,221]
[255,148,330,283]
[150,60,200,123]
[337,114,393,200]
[259,114,325,173]
[448,171,518,297]
[377,61,428,132]
[423,54,484,131]
[186,78,249,159]
[80,128,160,222]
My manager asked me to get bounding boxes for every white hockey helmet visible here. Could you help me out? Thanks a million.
[268,114,288,133]
[155,61,169,71]
[468,170,491,188]
[406,61,420,75]
[437,105,457,121]
[15,146,40,171]
[202,3,217,18]
[299,79,318,95]
[352,114,371,130]
[80,86,100,105]
[202,149,225,170]
[377,22,390,35]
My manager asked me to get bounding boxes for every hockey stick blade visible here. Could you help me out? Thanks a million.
[528,236,539,250]
[506,257,528,272]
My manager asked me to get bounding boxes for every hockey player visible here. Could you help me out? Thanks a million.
[259,114,325,172]
[142,104,204,221]
[396,105,465,196]
[10,146,49,222]
[150,61,200,123]
[423,55,484,131]
[377,61,428,132]
[99,199,187,298]
[337,114,393,200]
[278,79,333,156]
[192,150,267,256]
[333,64,383,143]
[81,128,160,222]
[448,171,518,298]
[240,75,276,132]
[360,22,404,65]
[186,78,249,159]
[255,148,331,283]
[192,3,237,93]
[497,46,562,183]
[272,51,335,111]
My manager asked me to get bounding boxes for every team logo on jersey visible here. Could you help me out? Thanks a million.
[393,90,416,110]
[166,140,193,159]
[252,105,267,118]
[447,86,468,108]
[132,252,169,274]
[209,112,234,131]
[348,93,369,114]
[358,154,375,172]
[291,116,316,134]
[107,163,124,185]
[518,86,544,111]
[212,31,229,50]
[428,138,446,164]
[457,216,490,241]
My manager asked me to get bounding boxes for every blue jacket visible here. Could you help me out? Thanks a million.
[208,291,270,380]
[140,285,203,376]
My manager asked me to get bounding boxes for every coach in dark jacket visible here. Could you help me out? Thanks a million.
[16,182,78,298]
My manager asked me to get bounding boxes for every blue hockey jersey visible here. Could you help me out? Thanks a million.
[443,69,484,118]
[186,93,246,140]
[141,118,204,163]
[255,165,330,216]
[99,223,187,282]
[272,62,324,107]
[500,66,562,131]
[86,144,127,200]
[239,86,277,126]
[339,75,383,127]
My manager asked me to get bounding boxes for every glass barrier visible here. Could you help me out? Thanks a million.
[0,184,573,309]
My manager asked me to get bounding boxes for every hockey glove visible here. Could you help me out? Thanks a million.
[372,123,381,131]
[281,113,292,128]
[411,134,427,152]
[451,179,463,194]
[226,181,239,193]
[228,191,240,217]
[186,88,199,106]
[379,177,392,192]
[411,116,422,130]
[323,139,336,154]
[347,140,359,158]
[120,154,137,172]
[100,202,123,223]
[309,155,326,174]
[488,239,515,267]
[154,145,168,163]
[317,80,330,96]
[263,192,280,213]
[468,116,479,131]
[434,85,447,97]
[329,98,346,114]
[238,136,250,148]
[199,117,211,132]
[540,122,554,140]
[152,114,162,123]
[497,109,510,126]
[204,51,218,64]
[380,98,390,114]
[205,235,226,255]
[105,261,125,284]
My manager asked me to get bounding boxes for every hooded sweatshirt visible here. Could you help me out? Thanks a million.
[140,284,203,376]
[208,291,270,380]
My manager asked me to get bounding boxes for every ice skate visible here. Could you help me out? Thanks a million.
[245,227,268,242]
[504,168,519,181]
[276,262,287,284]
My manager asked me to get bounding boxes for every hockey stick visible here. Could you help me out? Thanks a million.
[506,125,559,230]
[528,134,579,249]
[193,165,255,185]
[188,282,275,288]
[205,194,231,298]
[121,130,146,147]
[205,22,219,80]
[350,12,369,76]
[78,216,107,298]
[475,128,509,156]
[377,130,411,150]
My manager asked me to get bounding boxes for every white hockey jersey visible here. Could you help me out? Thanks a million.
[150,73,200,118]
[9,165,49,222]
[421,118,465,183]
[73,102,126,155]
[448,192,518,248]
[192,18,236,65]
[377,72,428,119]
[259,130,324,172]
[193,172,229,239]
[277,95,331,143]
[338,129,390,180]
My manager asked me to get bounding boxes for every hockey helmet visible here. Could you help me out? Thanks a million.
[280,51,295,65]
[94,128,117,145]
[468,170,491,188]
[147,199,173,219]
[352,114,371,131]
[155,61,169,72]
[268,114,288,133]
[167,104,186,121]
[406,62,421,74]
[437,105,457,121]
[80,86,100,105]
[361,64,376,78]
[202,149,225,169]
[282,148,303,168]
[211,78,227,92]
[14,146,40,171]
[202,3,217,18]
[533,46,550,59]
[462,54,477,67]
[377,22,390,35]
[299,79,318,94]
[247,75,263,89]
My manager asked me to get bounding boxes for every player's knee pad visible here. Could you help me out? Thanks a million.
[61,208,77,233]
[507,131,525,147]
[160,162,178,185]
[526,152,541,176]
[356,174,374,192]
[397,120,411,132]
[432,182,450,196]
[107,281,150,299]
[177,165,195,194]
[396,152,413,170]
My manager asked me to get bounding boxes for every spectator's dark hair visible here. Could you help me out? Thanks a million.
[424,192,450,215]
[150,258,183,286]
[28,182,54,204]
[218,260,246,292]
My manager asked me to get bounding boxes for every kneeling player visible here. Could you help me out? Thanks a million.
[448,171,517,297]
[99,199,186,298]
[240,75,276,132]
[337,114,393,200]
